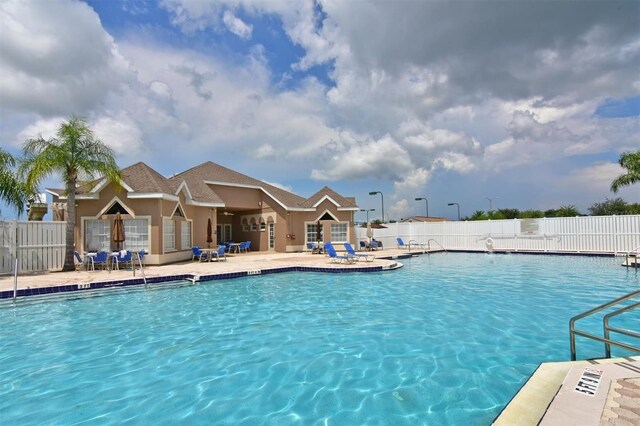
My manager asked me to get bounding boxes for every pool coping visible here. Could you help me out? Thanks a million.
[492,355,640,425]
[0,261,403,300]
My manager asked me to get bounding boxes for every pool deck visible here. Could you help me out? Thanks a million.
[0,248,430,295]
[494,356,640,425]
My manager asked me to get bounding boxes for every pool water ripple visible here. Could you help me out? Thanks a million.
[1,254,638,424]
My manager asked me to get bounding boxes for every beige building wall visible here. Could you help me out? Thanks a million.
[66,178,358,263]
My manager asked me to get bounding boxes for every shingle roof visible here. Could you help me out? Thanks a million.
[170,161,307,208]
[121,162,178,194]
[301,186,359,209]
[51,161,358,211]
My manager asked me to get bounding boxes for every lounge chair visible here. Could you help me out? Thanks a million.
[192,246,209,262]
[115,250,132,269]
[397,237,425,250]
[370,240,383,250]
[93,251,108,270]
[74,251,93,271]
[324,242,355,264]
[212,245,226,262]
[343,243,374,262]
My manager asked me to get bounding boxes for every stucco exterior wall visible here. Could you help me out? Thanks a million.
[65,175,358,263]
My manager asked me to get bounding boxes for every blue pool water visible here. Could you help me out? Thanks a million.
[1,254,638,425]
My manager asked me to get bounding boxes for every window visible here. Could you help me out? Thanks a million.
[85,219,110,252]
[124,218,149,253]
[330,223,348,242]
[306,223,323,243]
[181,221,192,250]
[163,219,175,251]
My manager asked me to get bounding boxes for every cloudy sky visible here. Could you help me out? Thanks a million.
[1,0,638,220]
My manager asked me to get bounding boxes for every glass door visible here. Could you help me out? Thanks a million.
[269,223,275,250]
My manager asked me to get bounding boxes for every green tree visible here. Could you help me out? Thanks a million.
[588,198,628,216]
[469,210,487,221]
[519,209,544,218]
[544,209,558,218]
[0,148,31,216]
[556,205,581,217]
[611,150,640,193]
[496,208,520,219]
[20,116,121,271]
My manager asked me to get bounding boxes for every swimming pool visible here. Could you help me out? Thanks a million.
[1,253,638,424]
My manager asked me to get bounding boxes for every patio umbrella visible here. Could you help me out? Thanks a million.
[206,218,213,248]
[366,222,373,240]
[112,212,125,250]
[316,221,322,243]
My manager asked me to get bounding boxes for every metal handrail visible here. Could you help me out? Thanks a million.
[625,245,640,269]
[427,239,447,252]
[570,289,640,360]
[603,301,640,358]
[133,251,147,286]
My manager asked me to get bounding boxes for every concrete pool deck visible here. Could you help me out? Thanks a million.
[0,248,430,294]
[494,355,640,425]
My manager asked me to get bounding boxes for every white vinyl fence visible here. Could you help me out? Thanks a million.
[1,220,66,274]
[356,215,640,255]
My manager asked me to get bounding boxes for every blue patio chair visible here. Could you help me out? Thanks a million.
[93,251,108,270]
[370,240,383,250]
[324,242,355,264]
[192,246,209,262]
[212,245,226,262]
[343,243,374,262]
[74,251,93,271]
[307,242,321,254]
[397,237,409,249]
[243,241,251,253]
[397,237,425,250]
[359,241,367,251]
[116,251,132,269]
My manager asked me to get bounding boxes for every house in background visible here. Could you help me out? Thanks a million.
[399,216,449,223]
[47,161,359,265]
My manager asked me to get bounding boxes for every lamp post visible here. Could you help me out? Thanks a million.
[359,208,375,223]
[485,197,497,213]
[448,202,460,221]
[415,197,429,217]
[369,191,384,222]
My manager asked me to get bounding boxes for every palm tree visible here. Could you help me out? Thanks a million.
[0,148,30,216]
[556,205,581,217]
[611,150,640,193]
[20,116,121,271]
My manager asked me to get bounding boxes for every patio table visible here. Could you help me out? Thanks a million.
[228,243,242,253]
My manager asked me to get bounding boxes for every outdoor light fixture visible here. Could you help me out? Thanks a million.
[359,208,375,223]
[369,191,384,222]
[447,202,460,221]
[415,197,429,217]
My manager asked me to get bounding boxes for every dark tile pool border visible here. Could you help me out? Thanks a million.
[0,264,393,300]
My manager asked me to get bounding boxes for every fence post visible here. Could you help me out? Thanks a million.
[613,215,618,254]
[575,216,580,253]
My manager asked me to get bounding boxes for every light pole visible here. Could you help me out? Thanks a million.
[448,202,460,221]
[359,208,375,223]
[415,197,429,217]
[485,197,497,213]
[369,191,384,222]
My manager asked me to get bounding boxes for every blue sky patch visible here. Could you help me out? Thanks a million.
[595,96,640,118]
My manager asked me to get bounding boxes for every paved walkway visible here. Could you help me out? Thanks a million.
[0,249,426,292]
